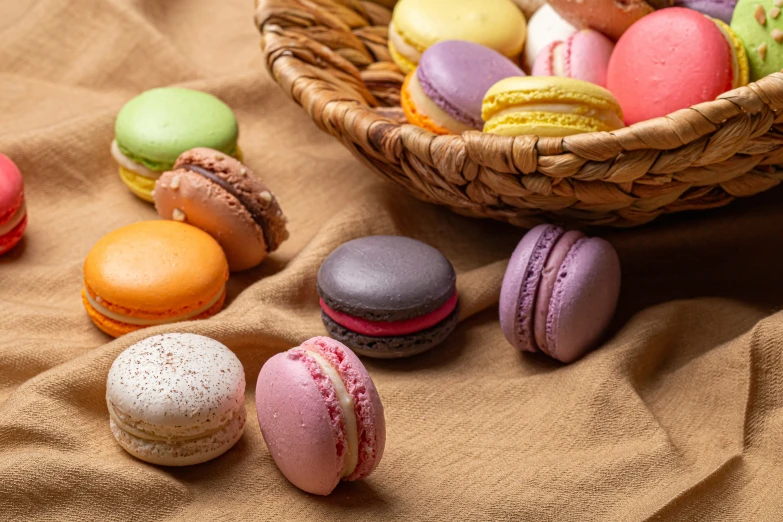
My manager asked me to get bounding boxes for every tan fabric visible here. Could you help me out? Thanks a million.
[2,0,783,520]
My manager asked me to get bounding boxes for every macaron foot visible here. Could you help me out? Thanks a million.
[321,305,460,359]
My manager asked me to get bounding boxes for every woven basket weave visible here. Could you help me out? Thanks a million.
[255,0,783,227]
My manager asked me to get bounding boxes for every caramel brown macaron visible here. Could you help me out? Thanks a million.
[154,148,288,271]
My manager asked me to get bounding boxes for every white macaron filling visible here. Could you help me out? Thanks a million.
[108,397,241,442]
[110,140,162,179]
[408,72,475,134]
[549,42,567,77]
[0,200,26,236]
[84,285,225,326]
[388,22,422,64]
[306,350,359,478]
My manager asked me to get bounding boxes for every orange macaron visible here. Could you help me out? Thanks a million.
[82,220,229,338]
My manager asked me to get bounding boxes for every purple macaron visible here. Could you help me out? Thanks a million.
[416,40,525,131]
[675,0,737,23]
[499,225,621,364]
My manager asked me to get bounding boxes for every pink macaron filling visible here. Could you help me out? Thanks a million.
[301,337,385,481]
[320,292,458,337]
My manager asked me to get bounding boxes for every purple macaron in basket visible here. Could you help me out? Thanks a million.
[402,39,524,134]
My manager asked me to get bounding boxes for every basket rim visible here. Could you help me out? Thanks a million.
[255,0,783,228]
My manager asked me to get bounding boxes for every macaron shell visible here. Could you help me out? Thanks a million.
[0,214,27,255]
[83,220,228,313]
[713,18,750,88]
[0,153,24,223]
[417,40,525,127]
[114,87,238,171]
[118,167,156,202]
[107,334,246,429]
[391,0,527,59]
[81,287,226,338]
[256,350,344,495]
[499,224,563,352]
[109,406,245,466]
[549,0,653,40]
[317,236,457,322]
[155,170,267,272]
[607,7,733,125]
[731,0,782,81]
[322,304,460,358]
[524,3,578,71]
[546,237,621,363]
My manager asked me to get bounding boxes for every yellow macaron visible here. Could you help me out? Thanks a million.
[713,18,750,89]
[482,76,625,137]
[388,0,527,74]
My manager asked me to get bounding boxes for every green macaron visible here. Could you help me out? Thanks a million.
[114,87,239,172]
[731,0,783,81]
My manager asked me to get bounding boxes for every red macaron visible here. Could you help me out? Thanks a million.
[607,7,744,125]
[0,153,27,255]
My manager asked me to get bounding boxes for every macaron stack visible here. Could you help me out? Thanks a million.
[112,87,241,203]
[394,0,752,135]
[78,87,290,338]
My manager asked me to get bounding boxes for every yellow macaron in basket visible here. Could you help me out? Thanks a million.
[254,0,783,228]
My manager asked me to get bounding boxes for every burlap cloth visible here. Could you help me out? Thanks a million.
[2,1,783,520]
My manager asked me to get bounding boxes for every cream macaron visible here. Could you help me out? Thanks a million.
[106,333,246,466]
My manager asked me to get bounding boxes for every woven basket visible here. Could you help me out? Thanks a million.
[255,0,783,228]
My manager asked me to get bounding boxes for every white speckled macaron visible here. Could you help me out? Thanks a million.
[106,333,246,466]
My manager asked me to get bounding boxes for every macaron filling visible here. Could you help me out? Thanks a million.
[319,291,458,337]
[108,397,243,442]
[540,41,567,77]
[177,163,276,252]
[388,22,423,64]
[301,337,382,480]
[0,201,26,236]
[416,67,482,129]
[405,73,475,134]
[83,284,225,326]
[305,350,359,478]
[111,140,162,179]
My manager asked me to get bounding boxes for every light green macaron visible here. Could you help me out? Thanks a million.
[731,0,783,81]
[115,87,239,172]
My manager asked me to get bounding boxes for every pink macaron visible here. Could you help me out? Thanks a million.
[255,337,386,495]
[0,153,27,255]
[607,7,741,125]
[499,225,621,363]
[532,29,615,88]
